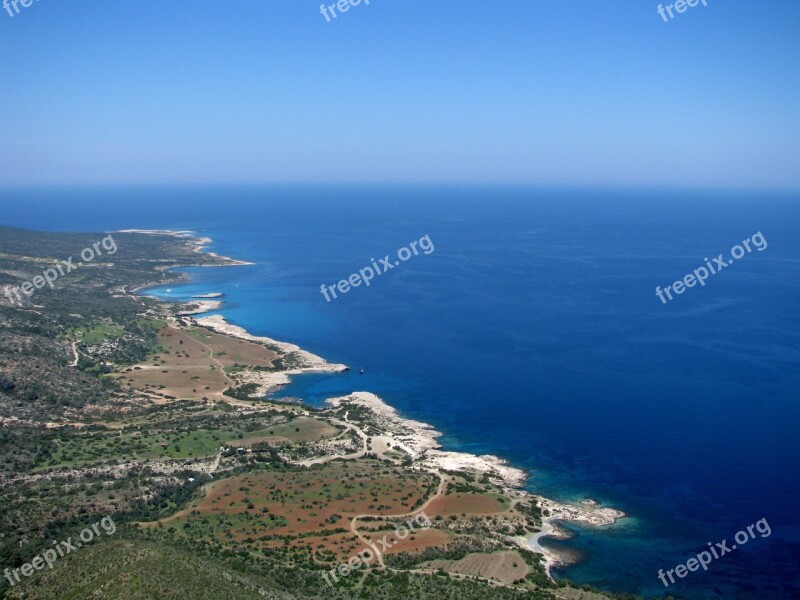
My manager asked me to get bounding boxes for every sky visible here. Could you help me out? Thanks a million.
[1,0,799,188]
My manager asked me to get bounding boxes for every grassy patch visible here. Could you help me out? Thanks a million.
[75,325,126,344]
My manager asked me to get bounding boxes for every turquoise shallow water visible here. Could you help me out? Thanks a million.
[2,186,799,599]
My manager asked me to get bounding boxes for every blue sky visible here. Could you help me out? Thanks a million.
[1,0,798,187]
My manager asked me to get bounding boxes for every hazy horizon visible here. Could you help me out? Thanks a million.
[2,0,799,188]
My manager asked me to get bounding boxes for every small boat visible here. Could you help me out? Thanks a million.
[359,369,365,375]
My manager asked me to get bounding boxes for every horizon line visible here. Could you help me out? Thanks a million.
[1,182,799,194]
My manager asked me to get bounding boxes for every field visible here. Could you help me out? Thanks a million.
[224,416,340,447]
[360,526,452,557]
[109,325,278,401]
[427,491,509,517]
[423,551,530,585]
[143,460,442,561]
[74,324,126,344]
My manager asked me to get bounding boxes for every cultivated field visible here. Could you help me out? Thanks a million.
[224,416,340,447]
[110,325,278,401]
[143,461,442,561]
[426,491,508,517]
[423,551,530,585]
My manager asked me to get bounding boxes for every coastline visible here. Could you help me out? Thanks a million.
[324,392,625,575]
[516,517,569,573]
[116,229,255,267]
[195,313,348,396]
[134,229,626,579]
[118,228,255,296]
[176,300,224,315]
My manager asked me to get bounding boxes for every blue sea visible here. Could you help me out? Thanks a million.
[1,186,799,599]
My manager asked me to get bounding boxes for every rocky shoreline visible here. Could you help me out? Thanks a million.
[137,230,626,578]
[323,392,625,574]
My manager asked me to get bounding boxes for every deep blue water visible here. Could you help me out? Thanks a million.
[1,186,799,599]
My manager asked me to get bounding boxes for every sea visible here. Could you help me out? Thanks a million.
[1,186,798,599]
